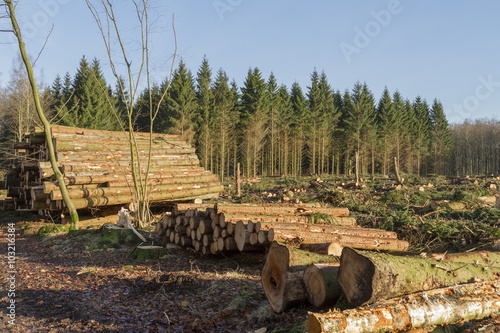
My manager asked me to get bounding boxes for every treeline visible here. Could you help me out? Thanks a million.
[451,119,500,176]
[3,55,498,178]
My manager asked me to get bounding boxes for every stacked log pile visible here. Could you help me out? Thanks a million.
[157,203,409,256]
[1,125,222,215]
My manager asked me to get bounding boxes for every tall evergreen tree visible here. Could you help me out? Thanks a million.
[290,81,307,176]
[276,84,293,175]
[345,82,376,175]
[163,60,197,144]
[57,56,120,130]
[240,67,267,178]
[376,87,394,175]
[412,96,431,175]
[306,69,321,174]
[195,56,213,169]
[265,72,279,175]
[211,68,239,181]
[430,99,453,174]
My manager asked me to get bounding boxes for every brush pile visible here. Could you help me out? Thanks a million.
[1,125,222,215]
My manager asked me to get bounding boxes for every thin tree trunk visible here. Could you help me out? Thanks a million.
[6,0,79,228]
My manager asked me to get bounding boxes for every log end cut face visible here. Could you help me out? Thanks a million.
[337,247,375,306]
[261,242,290,312]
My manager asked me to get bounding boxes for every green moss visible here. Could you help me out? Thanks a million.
[37,224,71,236]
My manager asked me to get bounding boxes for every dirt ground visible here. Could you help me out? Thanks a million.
[1,211,500,333]
[0,212,309,333]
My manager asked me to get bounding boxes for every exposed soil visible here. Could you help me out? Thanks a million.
[0,213,309,333]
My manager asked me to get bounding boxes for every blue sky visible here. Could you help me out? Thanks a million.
[2,0,499,124]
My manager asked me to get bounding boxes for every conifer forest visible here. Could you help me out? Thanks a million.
[2,55,499,180]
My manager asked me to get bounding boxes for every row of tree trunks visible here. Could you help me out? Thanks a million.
[307,280,500,333]
[2,125,222,215]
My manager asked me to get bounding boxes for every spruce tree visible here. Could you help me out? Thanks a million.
[195,56,213,169]
[430,99,453,174]
[412,96,431,175]
[290,81,307,175]
[58,56,120,130]
[265,72,279,175]
[240,67,267,178]
[276,84,293,175]
[212,69,239,181]
[306,69,321,174]
[163,60,197,144]
[376,87,394,175]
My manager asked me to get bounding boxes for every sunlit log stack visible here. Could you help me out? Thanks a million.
[1,125,222,215]
[157,203,409,255]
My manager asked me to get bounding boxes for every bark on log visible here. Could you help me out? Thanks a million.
[268,229,409,252]
[307,280,500,333]
[215,203,350,217]
[303,263,341,307]
[261,242,340,313]
[337,247,500,307]
[216,213,356,226]
[256,222,397,239]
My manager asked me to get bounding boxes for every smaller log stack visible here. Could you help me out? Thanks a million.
[157,203,409,256]
[1,125,222,216]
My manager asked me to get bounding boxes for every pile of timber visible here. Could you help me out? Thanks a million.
[1,125,222,215]
[261,242,500,332]
[156,203,409,255]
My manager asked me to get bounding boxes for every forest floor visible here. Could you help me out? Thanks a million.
[1,174,500,332]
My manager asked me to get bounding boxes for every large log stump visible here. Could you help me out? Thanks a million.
[337,247,500,307]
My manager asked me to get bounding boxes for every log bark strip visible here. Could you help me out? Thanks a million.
[307,280,500,333]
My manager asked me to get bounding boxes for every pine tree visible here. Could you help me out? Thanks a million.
[265,72,279,175]
[345,82,376,175]
[276,84,293,175]
[412,96,431,175]
[163,60,197,144]
[212,68,238,181]
[240,67,268,178]
[195,56,213,169]
[306,69,321,174]
[391,91,407,174]
[58,56,120,130]
[290,81,307,176]
[376,87,394,175]
[430,99,453,174]
[317,71,339,174]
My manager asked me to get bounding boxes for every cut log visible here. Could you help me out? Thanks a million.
[234,220,262,252]
[216,203,350,217]
[268,229,409,252]
[303,263,341,307]
[307,280,500,333]
[219,213,356,226]
[299,243,343,257]
[261,241,340,313]
[256,221,396,239]
[337,247,500,307]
